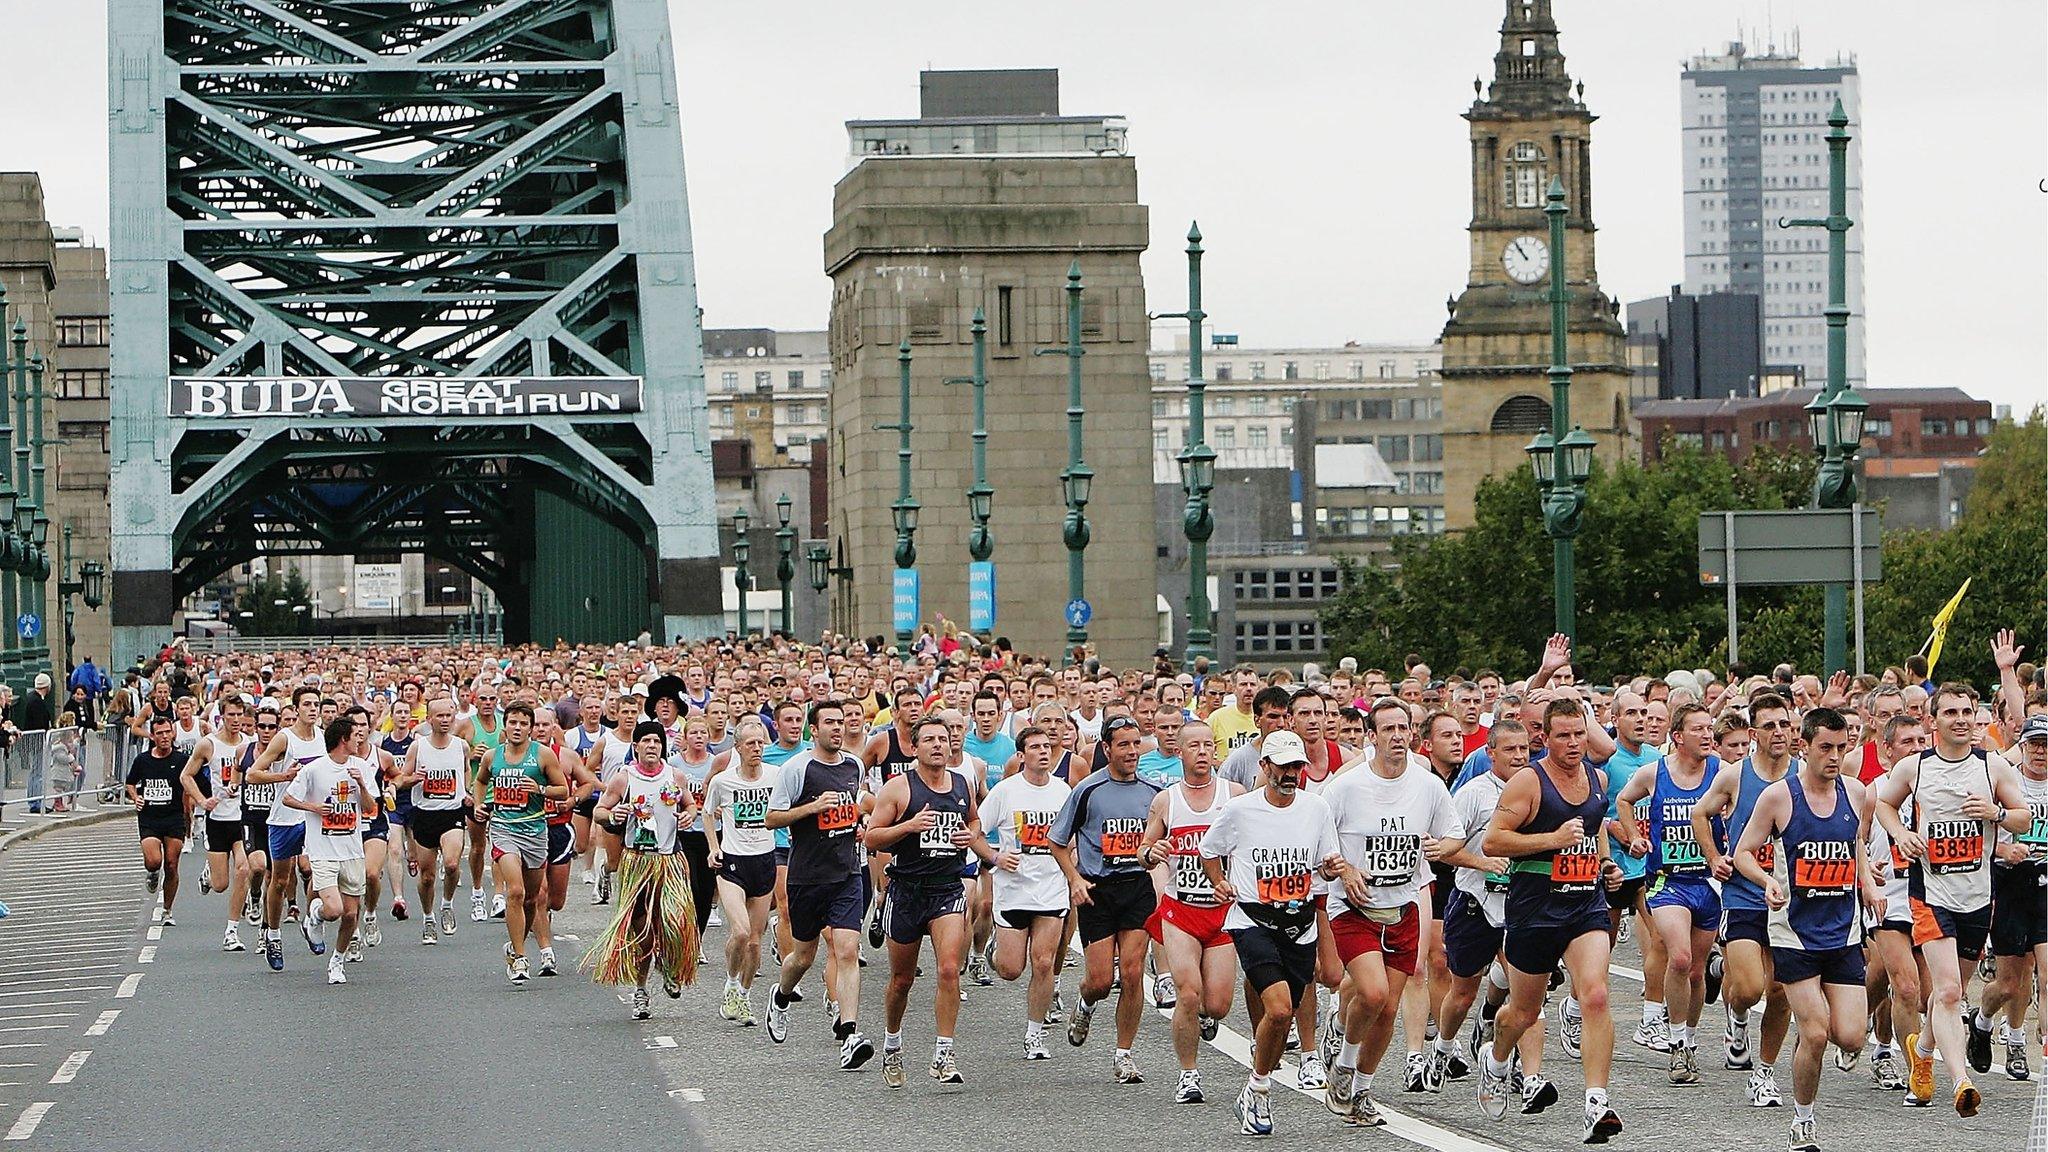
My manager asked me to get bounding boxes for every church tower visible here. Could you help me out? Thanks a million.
[1439,0,1635,529]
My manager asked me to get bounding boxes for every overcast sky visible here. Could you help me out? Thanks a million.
[8,1,2043,412]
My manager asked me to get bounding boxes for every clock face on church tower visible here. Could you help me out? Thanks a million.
[1501,235,1549,284]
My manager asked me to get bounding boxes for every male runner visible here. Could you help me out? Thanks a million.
[276,715,377,986]
[247,685,329,970]
[1861,712,1927,1091]
[1141,718,1242,1103]
[981,725,1073,1060]
[1198,729,1343,1137]
[1971,711,2047,1081]
[1695,691,1797,1103]
[765,699,874,1069]
[1050,715,1161,1084]
[1875,681,2031,1116]
[395,696,469,943]
[472,702,570,983]
[1615,703,1724,1084]
[1733,706,1879,1152]
[862,685,924,947]
[866,716,997,1087]
[1477,699,1625,1143]
[237,708,281,928]
[181,696,251,950]
[127,716,187,923]
[706,717,778,1025]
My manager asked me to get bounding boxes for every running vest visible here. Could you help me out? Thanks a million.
[2002,772,2048,876]
[487,742,546,829]
[1165,780,1228,906]
[570,724,605,758]
[1768,774,1862,951]
[1722,756,1793,912]
[208,733,251,822]
[1052,750,1074,783]
[1908,748,1996,912]
[872,727,918,792]
[715,767,776,857]
[785,751,863,884]
[621,764,684,854]
[1649,755,1720,878]
[543,741,573,826]
[672,752,715,834]
[268,728,327,826]
[172,716,205,755]
[887,769,971,883]
[410,735,469,810]
[1505,764,1609,929]
[238,740,274,813]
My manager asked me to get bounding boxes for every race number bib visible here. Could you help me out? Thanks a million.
[1167,826,1215,903]
[1657,801,1706,873]
[1790,841,1855,894]
[816,797,860,834]
[1012,811,1055,856]
[730,788,771,829]
[1923,819,1985,875]
[1100,818,1144,862]
[1549,837,1601,891]
[1361,833,1421,887]
[917,809,965,855]
[243,782,276,808]
[422,770,457,799]
[1752,841,1776,874]
[491,772,530,808]
[141,779,174,804]
[321,783,359,836]
[2017,803,2048,858]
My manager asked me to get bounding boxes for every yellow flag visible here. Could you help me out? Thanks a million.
[1922,577,1971,675]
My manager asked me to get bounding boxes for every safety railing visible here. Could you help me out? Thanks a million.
[0,726,125,826]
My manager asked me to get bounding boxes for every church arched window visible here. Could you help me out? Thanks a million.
[1490,394,1552,434]
[1504,141,1546,208]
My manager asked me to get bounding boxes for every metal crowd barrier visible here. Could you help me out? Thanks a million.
[0,726,111,822]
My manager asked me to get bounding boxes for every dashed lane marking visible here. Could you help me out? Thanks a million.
[645,1035,678,1049]
[83,1011,118,1036]
[114,975,142,999]
[48,1052,87,1085]
[3,1103,51,1140]
[136,947,156,964]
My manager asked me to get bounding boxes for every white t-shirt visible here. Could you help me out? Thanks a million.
[1450,770,1514,927]
[1323,760,1462,916]
[705,767,777,858]
[979,772,1073,914]
[1200,790,1339,942]
[284,756,371,862]
[1070,709,1103,743]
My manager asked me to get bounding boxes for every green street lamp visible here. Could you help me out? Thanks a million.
[1160,222,1215,669]
[1781,99,1862,673]
[1038,261,1092,653]
[773,493,796,637]
[1532,177,1592,642]
[946,309,995,563]
[878,339,920,648]
[57,524,104,675]
[731,508,751,639]
[805,544,831,594]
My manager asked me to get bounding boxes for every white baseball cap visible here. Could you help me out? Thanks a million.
[1261,730,1309,766]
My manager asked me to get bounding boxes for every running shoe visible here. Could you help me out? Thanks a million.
[839,1030,875,1071]
[301,916,327,956]
[707,906,724,929]
[867,903,885,949]
[1347,1086,1385,1127]
[1201,1015,1220,1042]
[1872,1047,1903,1090]
[1561,1009,1584,1060]
[1113,1051,1143,1084]
[344,936,364,963]
[968,954,992,987]
[1834,1044,1860,1073]
[1175,1068,1204,1104]
[720,985,740,1021]
[786,982,805,1003]
[662,971,682,999]
[286,901,300,924]
[1067,998,1094,1047]
[1616,913,1632,945]
[631,988,651,1020]
[1404,1050,1427,1092]
[200,871,211,895]
[1446,1048,1472,1081]
[490,893,507,919]
[1670,1045,1699,1085]
[766,990,789,1043]
[1726,1011,1753,1069]
[1521,1073,1559,1114]
[1295,1052,1326,1091]
[1705,948,1724,1004]
[390,899,408,922]
[1788,1116,1819,1152]
[1903,1032,1935,1104]
[2006,1034,2032,1081]
[264,936,284,971]
[1284,1021,1301,1053]
[327,954,347,985]
[506,947,528,983]
[1748,1066,1783,1107]
[1046,988,1064,1025]
[1953,1079,1980,1118]
[1152,972,1178,1009]
[1024,1034,1050,1061]
[597,871,611,904]
[536,947,557,977]
[245,895,261,925]
[734,992,757,1027]
[590,875,607,905]
[362,912,381,948]
[1325,1065,1356,1116]
[145,870,160,895]
[1477,1056,1512,1121]
[1235,1085,1272,1137]
[1634,1017,1672,1052]
[222,925,245,953]
[1582,1101,1622,1144]
[1965,1015,1994,1075]
[471,892,487,922]
[161,911,176,928]
[1319,1006,1342,1072]
[882,1050,906,1090]
[930,1052,962,1084]
[421,923,439,946]
[1422,1046,1449,1093]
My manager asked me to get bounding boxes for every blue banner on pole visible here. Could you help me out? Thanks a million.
[968,562,996,632]
[892,569,920,635]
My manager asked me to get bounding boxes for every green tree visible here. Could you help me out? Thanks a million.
[233,568,312,637]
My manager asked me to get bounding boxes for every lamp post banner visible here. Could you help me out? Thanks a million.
[968,562,996,632]
[168,376,643,418]
[892,569,920,636]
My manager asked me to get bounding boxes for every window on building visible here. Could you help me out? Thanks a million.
[1412,506,1446,535]
[54,368,109,399]
[1394,472,1411,494]
[1152,398,1168,418]
[1248,425,1269,448]
[1283,361,1300,380]
[1249,361,1266,380]
[720,371,738,390]
[1153,427,1169,452]
[1248,396,1268,416]
[1506,141,1547,208]
[1412,470,1444,495]
[996,286,1014,347]
[1349,361,1365,380]
[1312,360,1330,381]
[1380,435,1410,462]
[1414,358,1431,377]
[1378,360,1395,379]
[1149,362,1167,382]
[1214,362,1233,381]
[785,370,803,389]
[1413,434,1442,462]
[56,317,109,347]
[820,368,833,389]
[754,370,771,390]
[1975,417,1994,436]
[1215,424,1237,448]
[57,419,109,457]
[1279,425,1293,448]
[1922,418,1948,437]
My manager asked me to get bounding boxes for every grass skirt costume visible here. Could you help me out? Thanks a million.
[584,848,700,988]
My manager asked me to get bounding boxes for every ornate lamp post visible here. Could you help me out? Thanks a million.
[58,524,105,675]
[947,309,994,564]
[1038,262,1091,654]
[1523,178,1595,642]
[0,288,20,686]
[1160,223,1215,668]
[881,339,920,649]
[730,508,751,639]
[1782,99,1865,673]
[773,493,795,637]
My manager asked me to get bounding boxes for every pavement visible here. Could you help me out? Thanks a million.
[0,823,2036,1151]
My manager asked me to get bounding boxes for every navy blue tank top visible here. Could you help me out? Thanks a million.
[1506,764,1610,930]
[888,768,971,883]
[1771,775,1861,951]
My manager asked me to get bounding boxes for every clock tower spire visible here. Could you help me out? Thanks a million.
[1438,0,1634,530]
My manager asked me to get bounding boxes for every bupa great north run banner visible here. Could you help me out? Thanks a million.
[168,376,643,418]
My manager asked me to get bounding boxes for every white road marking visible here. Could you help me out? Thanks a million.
[667,1087,704,1101]
[3,1102,51,1140]
[136,947,156,964]
[0,1026,73,1034]
[645,1035,678,1049]
[84,1011,118,1036]
[144,926,162,941]
[114,975,142,999]
[150,908,163,924]
[0,1016,76,1024]
[0,988,111,1000]
[48,1052,87,1084]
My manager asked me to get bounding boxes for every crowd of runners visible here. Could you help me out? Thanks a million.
[115,627,2046,1149]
